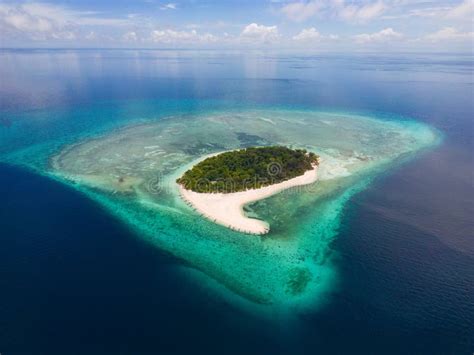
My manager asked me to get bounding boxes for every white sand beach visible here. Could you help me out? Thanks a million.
[178,165,318,235]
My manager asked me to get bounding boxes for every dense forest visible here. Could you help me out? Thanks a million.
[177,146,319,193]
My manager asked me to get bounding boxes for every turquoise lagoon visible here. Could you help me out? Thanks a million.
[0,101,439,311]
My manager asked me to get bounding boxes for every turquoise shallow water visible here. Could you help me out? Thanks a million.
[0,103,439,310]
[1,50,472,354]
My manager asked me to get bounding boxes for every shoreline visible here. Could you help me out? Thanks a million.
[178,164,318,235]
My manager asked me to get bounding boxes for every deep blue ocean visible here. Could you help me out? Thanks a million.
[0,49,473,354]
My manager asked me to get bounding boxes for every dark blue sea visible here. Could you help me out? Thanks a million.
[0,49,473,354]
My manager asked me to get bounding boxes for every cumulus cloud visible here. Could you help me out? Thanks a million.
[425,27,474,42]
[293,27,323,41]
[292,27,339,44]
[0,0,471,51]
[123,31,138,42]
[353,27,402,44]
[240,23,279,43]
[150,29,218,44]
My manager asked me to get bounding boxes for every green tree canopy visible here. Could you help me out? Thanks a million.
[177,146,319,193]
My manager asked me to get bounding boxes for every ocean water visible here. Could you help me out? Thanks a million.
[0,50,473,354]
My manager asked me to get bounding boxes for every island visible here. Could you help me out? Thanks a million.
[176,146,319,235]
[49,108,437,304]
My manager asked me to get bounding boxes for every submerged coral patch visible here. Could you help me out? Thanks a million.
[42,109,438,309]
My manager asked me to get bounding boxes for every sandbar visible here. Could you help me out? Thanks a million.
[178,165,318,235]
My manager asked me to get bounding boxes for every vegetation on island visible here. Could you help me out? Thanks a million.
[177,146,319,193]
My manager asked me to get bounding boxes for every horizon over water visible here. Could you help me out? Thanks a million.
[0,49,473,354]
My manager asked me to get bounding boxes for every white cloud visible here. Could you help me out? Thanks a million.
[123,31,138,42]
[446,0,474,18]
[280,0,387,22]
[381,0,473,20]
[4,12,52,32]
[150,29,218,44]
[338,1,387,22]
[395,6,451,19]
[353,27,402,44]
[0,0,471,51]
[425,27,474,42]
[0,2,130,41]
[280,1,322,22]
[293,27,323,41]
[51,31,76,40]
[85,31,96,40]
[200,33,219,43]
[240,23,279,43]
[0,3,54,33]
[160,3,177,11]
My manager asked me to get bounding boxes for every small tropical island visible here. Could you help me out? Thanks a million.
[177,146,319,193]
[177,146,319,235]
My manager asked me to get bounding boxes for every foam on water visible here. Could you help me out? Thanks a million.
[0,105,439,313]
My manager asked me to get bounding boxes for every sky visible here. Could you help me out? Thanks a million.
[0,0,472,51]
